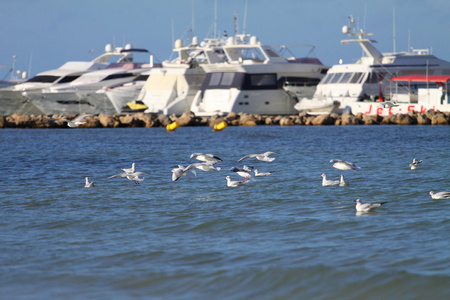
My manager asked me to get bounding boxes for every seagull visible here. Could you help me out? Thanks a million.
[409,158,423,170]
[171,165,196,181]
[237,151,279,162]
[108,171,147,184]
[339,174,349,186]
[378,101,399,108]
[121,163,136,173]
[355,199,387,212]
[190,153,223,162]
[84,177,94,188]
[230,165,254,178]
[321,173,340,186]
[225,176,249,187]
[184,161,221,172]
[50,114,93,128]
[330,159,361,170]
[428,191,450,199]
[253,169,274,177]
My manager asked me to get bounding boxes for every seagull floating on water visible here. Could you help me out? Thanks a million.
[225,176,249,187]
[108,171,147,184]
[409,158,423,170]
[428,191,450,199]
[50,114,93,128]
[84,177,94,188]
[355,199,387,212]
[378,101,399,108]
[237,151,279,162]
[190,153,223,162]
[339,174,349,186]
[330,159,361,170]
[253,169,274,177]
[321,173,340,186]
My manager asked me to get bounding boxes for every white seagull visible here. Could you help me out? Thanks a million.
[50,114,93,128]
[321,173,340,186]
[428,191,450,199]
[355,199,387,212]
[378,101,399,108]
[237,151,279,162]
[339,174,349,186]
[253,169,275,177]
[171,165,196,181]
[330,159,361,170]
[230,165,254,178]
[225,176,249,187]
[190,153,223,162]
[108,171,147,184]
[84,177,94,188]
[409,158,423,170]
[121,163,136,173]
[184,161,221,172]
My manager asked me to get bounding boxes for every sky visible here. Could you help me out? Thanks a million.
[1,0,449,79]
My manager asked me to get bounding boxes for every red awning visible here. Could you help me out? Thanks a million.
[391,74,450,83]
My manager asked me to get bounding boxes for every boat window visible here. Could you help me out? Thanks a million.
[280,76,321,87]
[26,75,60,83]
[349,72,363,83]
[101,73,135,81]
[322,73,335,84]
[57,75,81,84]
[339,72,353,84]
[368,72,383,84]
[248,74,277,89]
[135,75,149,81]
[329,73,343,84]
[209,73,222,86]
[220,72,235,86]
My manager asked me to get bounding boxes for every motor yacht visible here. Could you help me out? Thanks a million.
[189,34,328,116]
[138,36,227,116]
[294,16,450,115]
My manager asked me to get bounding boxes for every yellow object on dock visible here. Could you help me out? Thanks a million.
[213,121,227,131]
[166,121,179,132]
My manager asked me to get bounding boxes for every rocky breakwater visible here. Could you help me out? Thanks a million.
[0,110,449,129]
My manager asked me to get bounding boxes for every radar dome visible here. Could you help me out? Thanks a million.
[105,44,113,53]
[250,36,258,45]
[342,25,350,34]
[174,39,183,49]
[125,44,132,50]
[227,37,234,46]
[192,36,199,46]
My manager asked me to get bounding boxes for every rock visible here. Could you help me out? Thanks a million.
[311,114,335,125]
[395,114,417,125]
[341,114,363,125]
[380,115,397,125]
[431,113,449,125]
[0,116,4,128]
[265,116,274,125]
[416,113,431,125]
[157,114,171,127]
[239,114,257,126]
[176,111,195,126]
[279,116,294,126]
[362,114,378,125]
[98,114,118,127]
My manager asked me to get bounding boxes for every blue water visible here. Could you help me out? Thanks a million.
[1,125,449,299]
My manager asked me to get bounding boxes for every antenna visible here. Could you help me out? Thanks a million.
[392,7,396,52]
[234,13,238,37]
[214,0,217,38]
[243,0,248,35]
[191,0,195,34]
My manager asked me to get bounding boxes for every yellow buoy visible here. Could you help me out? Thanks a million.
[166,121,179,132]
[213,121,227,131]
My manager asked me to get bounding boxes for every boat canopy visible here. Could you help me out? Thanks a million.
[391,74,450,83]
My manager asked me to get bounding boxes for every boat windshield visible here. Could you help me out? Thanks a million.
[26,75,60,83]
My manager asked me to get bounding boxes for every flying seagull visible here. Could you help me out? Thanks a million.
[50,114,93,127]
[409,158,423,170]
[428,191,450,199]
[237,151,279,162]
[330,159,361,170]
[84,177,94,188]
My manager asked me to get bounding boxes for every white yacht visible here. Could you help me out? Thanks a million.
[189,34,328,116]
[138,36,226,116]
[0,44,135,116]
[23,46,156,115]
[294,16,450,115]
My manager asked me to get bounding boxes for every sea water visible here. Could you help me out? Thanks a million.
[0,125,449,299]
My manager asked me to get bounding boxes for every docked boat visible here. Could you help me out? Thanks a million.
[22,47,156,115]
[293,16,450,115]
[189,34,328,116]
[348,74,450,115]
[138,36,226,116]
[0,44,141,116]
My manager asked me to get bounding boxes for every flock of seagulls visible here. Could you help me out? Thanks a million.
[83,153,449,212]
